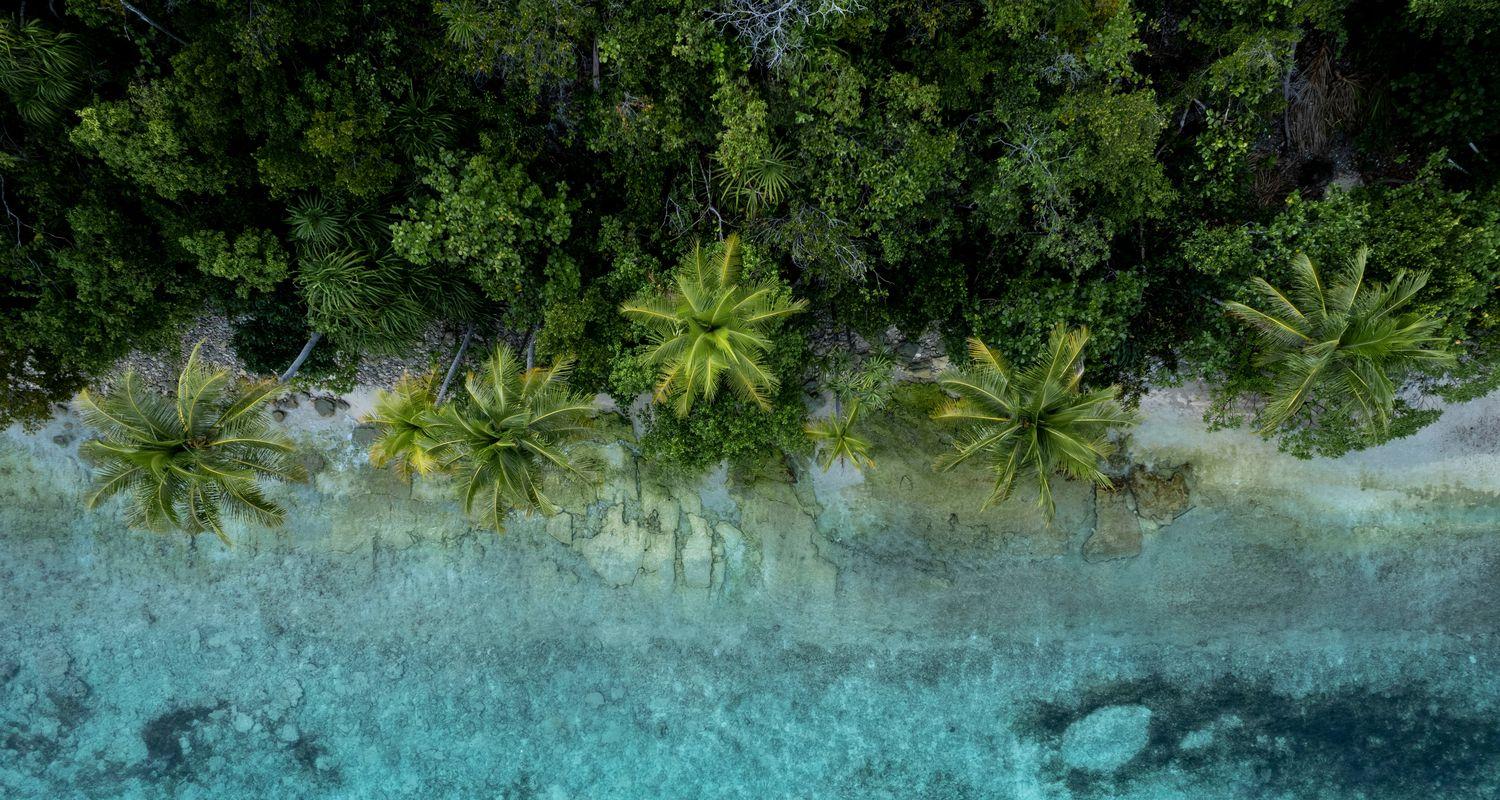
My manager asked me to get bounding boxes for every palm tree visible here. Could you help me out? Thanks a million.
[0,18,84,126]
[427,345,597,531]
[79,343,304,543]
[280,198,480,384]
[621,233,807,415]
[365,371,445,480]
[715,144,795,218]
[933,326,1137,519]
[806,399,875,472]
[1223,247,1454,433]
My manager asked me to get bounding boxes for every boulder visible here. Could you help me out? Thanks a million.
[575,505,648,587]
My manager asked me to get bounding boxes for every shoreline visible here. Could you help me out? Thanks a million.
[5,343,1500,800]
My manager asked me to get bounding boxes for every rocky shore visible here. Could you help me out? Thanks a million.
[3,363,1498,798]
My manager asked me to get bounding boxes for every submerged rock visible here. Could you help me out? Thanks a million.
[352,423,378,448]
[1129,466,1191,528]
[1060,704,1153,772]
[1084,490,1142,562]
[313,397,337,417]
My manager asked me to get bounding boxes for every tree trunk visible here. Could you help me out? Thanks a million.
[592,38,601,92]
[436,327,474,405]
[278,331,322,384]
[525,328,538,370]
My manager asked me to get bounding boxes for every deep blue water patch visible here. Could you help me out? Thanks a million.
[1025,675,1500,799]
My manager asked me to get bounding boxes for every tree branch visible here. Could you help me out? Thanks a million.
[119,1,187,46]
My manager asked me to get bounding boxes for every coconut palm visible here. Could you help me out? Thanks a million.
[79,343,304,543]
[933,326,1137,519]
[365,371,445,480]
[428,345,597,531]
[621,233,807,415]
[806,399,875,472]
[1224,247,1454,433]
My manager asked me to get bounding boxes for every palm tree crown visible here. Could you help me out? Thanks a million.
[365,371,444,480]
[806,398,875,472]
[933,326,1137,519]
[1223,247,1454,433]
[428,345,597,531]
[622,233,807,415]
[79,343,304,543]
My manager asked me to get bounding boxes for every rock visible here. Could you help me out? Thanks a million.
[232,712,254,734]
[584,691,605,708]
[680,515,714,589]
[1083,490,1142,563]
[575,505,649,587]
[313,397,337,417]
[1178,712,1241,751]
[545,513,573,545]
[608,686,624,701]
[34,643,71,679]
[280,678,304,708]
[1129,466,1191,527]
[352,424,379,448]
[276,723,300,743]
[315,755,335,772]
[32,716,60,738]
[297,451,327,476]
[52,433,75,447]
[1060,704,1153,772]
[272,409,287,423]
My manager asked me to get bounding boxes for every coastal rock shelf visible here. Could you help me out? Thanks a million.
[2,388,1498,798]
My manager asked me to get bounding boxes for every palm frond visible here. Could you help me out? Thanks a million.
[1226,248,1453,435]
[933,327,1134,519]
[806,400,875,472]
[78,346,299,543]
[622,233,804,417]
[421,345,597,532]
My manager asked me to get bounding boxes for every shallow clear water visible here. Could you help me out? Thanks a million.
[3,399,1498,799]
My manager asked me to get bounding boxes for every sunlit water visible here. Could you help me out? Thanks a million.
[3,394,1498,799]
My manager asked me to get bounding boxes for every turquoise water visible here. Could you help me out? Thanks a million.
[3,402,1499,798]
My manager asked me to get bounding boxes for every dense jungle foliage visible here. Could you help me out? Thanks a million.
[5,0,1499,469]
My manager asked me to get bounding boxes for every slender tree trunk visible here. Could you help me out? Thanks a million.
[592,38,601,92]
[278,331,322,384]
[525,328,538,370]
[119,1,187,45]
[436,326,474,405]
